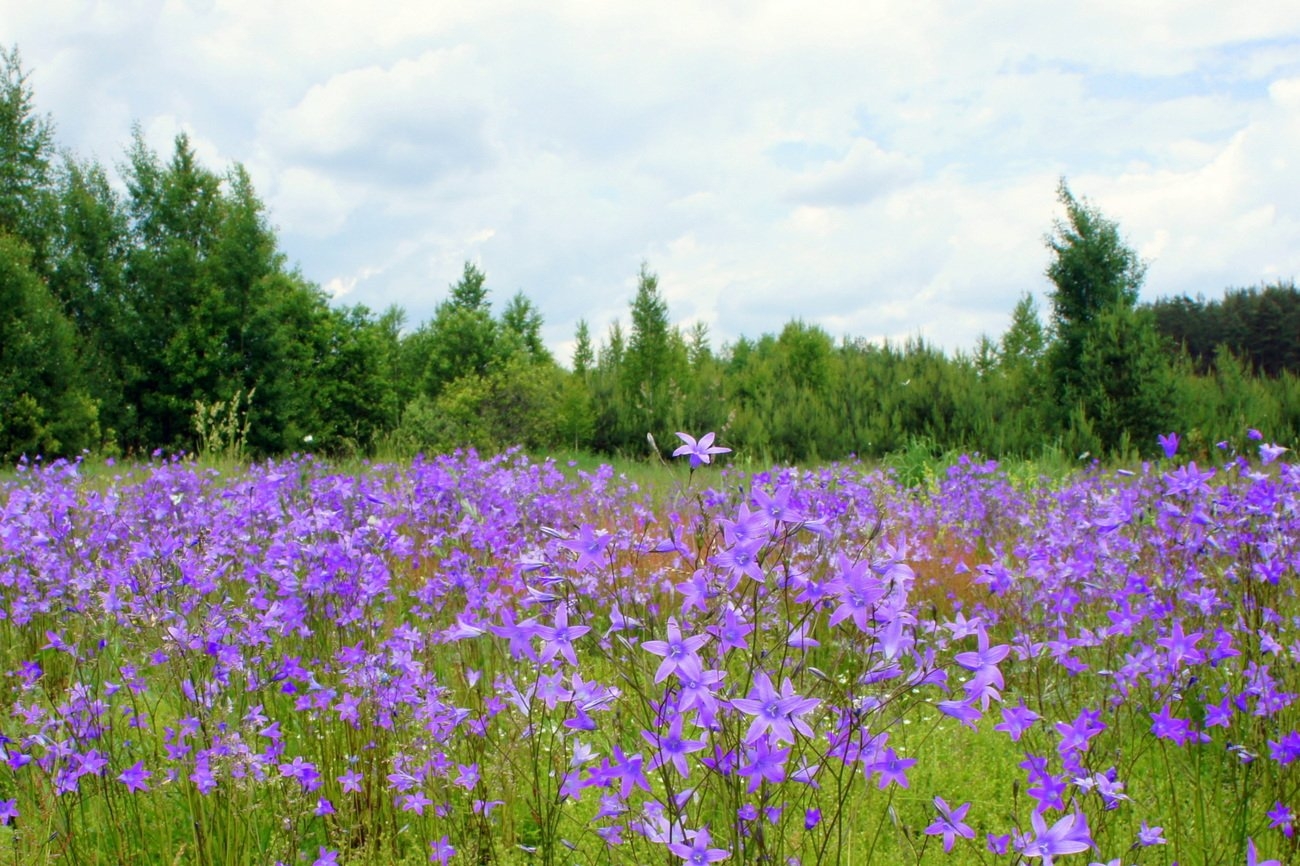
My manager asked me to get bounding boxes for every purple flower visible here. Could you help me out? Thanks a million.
[1247,838,1282,866]
[1136,821,1166,846]
[710,539,765,584]
[739,740,789,792]
[672,432,731,468]
[730,672,819,745]
[338,768,363,793]
[535,604,590,667]
[1019,810,1093,862]
[0,799,17,825]
[1260,442,1289,464]
[827,551,886,632]
[117,760,151,793]
[400,791,434,815]
[642,618,709,683]
[279,756,321,791]
[667,826,730,863]
[937,699,981,729]
[561,524,613,572]
[924,797,975,852]
[312,847,339,866]
[430,835,456,865]
[642,714,706,778]
[995,701,1041,742]
[1158,431,1180,458]
[1267,802,1295,838]
[869,748,916,789]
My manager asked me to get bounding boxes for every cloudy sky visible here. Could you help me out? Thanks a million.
[7,2,1300,361]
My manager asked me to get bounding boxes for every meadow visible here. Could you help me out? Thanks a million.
[0,432,1295,866]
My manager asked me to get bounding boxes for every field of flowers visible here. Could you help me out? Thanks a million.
[0,433,1296,865]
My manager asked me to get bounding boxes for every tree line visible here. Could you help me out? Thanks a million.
[3,47,1298,466]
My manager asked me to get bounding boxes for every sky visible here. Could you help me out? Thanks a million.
[6,2,1300,362]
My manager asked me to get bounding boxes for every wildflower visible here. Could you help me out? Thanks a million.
[1267,802,1295,838]
[995,701,1041,742]
[117,760,151,793]
[1247,838,1282,866]
[668,825,730,863]
[642,618,709,683]
[0,799,18,825]
[430,836,456,865]
[1136,821,1165,846]
[338,768,363,793]
[739,740,789,792]
[1019,810,1093,862]
[642,714,707,778]
[536,604,590,667]
[924,797,975,852]
[730,672,819,745]
[672,432,731,468]
[1158,432,1179,458]
[400,790,434,815]
[827,551,886,632]
[869,747,916,789]
[1260,442,1289,464]
[560,524,613,571]
[312,848,339,866]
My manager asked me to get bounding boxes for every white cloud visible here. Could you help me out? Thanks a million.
[3,1,1300,357]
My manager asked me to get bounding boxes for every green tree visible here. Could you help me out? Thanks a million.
[1000,293,1046,367]
[121,130,225,448]
[1072,305,1174,454]
[500,290,551,364]
[621,263,686,448]
[1044,180,1169,454]
[0,47,56,271]
[572,318,594,375]
[1044,180,1146,405]
[48,156,134,445]
[0,233,98,460]
[421,262,501,397]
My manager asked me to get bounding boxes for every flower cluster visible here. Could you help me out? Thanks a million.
[0,431,1294,864]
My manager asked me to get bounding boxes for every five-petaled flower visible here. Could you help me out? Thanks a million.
[925,796,975,852]
[667,826,730,863]
[673,432,731,468]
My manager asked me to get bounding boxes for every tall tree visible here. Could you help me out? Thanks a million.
[622,262,686,446]
[0,46,56,271]
[1044,180,1146,401]
[421,262,501,397]
[571,318,594,375]
[0,233,98,460]
[121,130,225,447]
[500,290,551,363]
[48,156,133,443]
[1044,180,1169,453]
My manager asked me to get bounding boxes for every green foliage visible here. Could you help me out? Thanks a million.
[390,359,580,456]
[419,263,505,398]
[0,233,99,460]
[193,387,255,463]
[1044,181,1146,414]
[622,263,689,448]
[1150,281,1300,377]
[0,46,57,270]
[1043,181,1174,455]
[1069,304,1174,454]
[4,44,1300,469]
[500,290,552,364]
[571,318,594,375]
